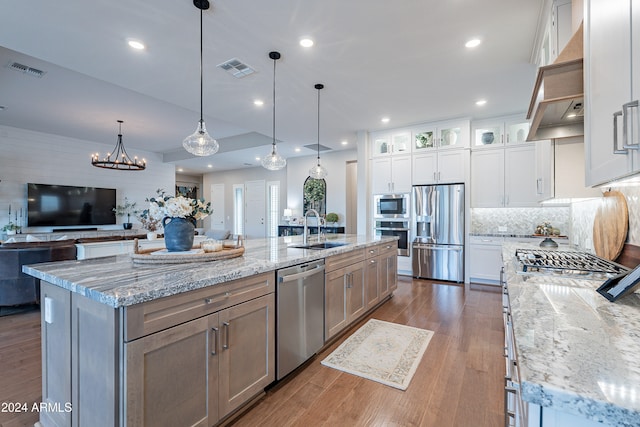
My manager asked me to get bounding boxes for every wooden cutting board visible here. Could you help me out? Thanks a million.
[593,190,629,261]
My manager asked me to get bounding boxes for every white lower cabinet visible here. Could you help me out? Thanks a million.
[469,236,503,284]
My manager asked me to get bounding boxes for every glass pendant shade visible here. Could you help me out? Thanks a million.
[308,162,328,179]
[184,0,218,157]
[183,119,219,156]
[262,51,286,170]
[262,144,286,170]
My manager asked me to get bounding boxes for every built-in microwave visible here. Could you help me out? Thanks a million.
[374,193,410,219]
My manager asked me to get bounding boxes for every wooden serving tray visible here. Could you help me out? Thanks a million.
[131,240,244,264]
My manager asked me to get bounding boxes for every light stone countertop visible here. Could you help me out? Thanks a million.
[23,234,397,308]
[502,242,640,426]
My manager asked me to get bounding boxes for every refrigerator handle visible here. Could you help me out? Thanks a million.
[429,189,437,242]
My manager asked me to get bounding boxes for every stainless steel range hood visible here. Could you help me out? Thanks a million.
[526,24,584,141]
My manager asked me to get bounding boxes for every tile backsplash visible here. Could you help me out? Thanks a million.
[471,207,570,236]
[570,184,640,253]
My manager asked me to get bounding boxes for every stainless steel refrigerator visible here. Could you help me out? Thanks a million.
[412,183,464,282]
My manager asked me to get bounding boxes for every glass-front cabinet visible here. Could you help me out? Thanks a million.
[412,120,468,151]
[472,115,531,148]
[371,131,411,156]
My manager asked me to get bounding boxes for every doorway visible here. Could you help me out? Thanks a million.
[244,180,266,239]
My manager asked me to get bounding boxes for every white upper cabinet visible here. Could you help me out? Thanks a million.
[412,150,467,185]
[412,120,470,152]
[371,155,412,194]
[471,145,538,207]
[371,130,412,157]
[585,0,639,185]
[472,115,530,149]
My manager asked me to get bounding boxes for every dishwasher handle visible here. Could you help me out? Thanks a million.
[279,264,325,283]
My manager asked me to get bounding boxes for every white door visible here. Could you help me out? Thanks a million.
[244,180,265,239]
[504,145,538,207]
[371,157,392,194]
[471,149,504,207]
[390,155,412,193]
[437,150,467,184]
[412,152,438,185]
[209,184,225,230]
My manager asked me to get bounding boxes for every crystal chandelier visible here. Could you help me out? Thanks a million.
[261,51,286,170]
[309,83,328,179]
[183,0,219,156]
[91,120,146,171]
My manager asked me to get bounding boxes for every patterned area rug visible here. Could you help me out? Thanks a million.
[321,319,434,390]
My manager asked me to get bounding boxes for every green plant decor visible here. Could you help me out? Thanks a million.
[113,197,139,223]
[303,178,326,215]
[325,212,338,224]
[2,221,20,232]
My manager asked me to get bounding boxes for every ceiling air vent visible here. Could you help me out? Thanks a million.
[216,58,255,78]
[8,62,46,78]
[304,143,332,152]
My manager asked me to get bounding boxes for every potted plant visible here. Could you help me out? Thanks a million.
[2,221,21,235]
[113,198,138,230]
[325,212,339,226]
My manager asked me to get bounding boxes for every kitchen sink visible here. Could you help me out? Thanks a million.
[289,242,348,250]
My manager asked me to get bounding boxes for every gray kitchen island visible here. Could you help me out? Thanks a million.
[24,234,398,427]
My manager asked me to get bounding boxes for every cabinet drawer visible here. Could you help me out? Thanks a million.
[365,245,380,259]
[125,272,275,341]
[325,249,365,272]
[378,241,398,255]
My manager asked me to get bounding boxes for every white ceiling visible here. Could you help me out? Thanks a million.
[0,0,543,174]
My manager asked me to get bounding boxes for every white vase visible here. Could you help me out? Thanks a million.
[6,230,16,235]
[146,232,157,240]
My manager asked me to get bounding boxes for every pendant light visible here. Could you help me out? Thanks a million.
[182,0,219,156]
[261,51,286,170]
[309,83,328,179]
[91,120,146,171]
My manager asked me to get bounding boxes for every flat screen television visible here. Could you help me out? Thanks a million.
[27,183,116,227]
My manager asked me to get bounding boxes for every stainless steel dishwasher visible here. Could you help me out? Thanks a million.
[276,259,325,380]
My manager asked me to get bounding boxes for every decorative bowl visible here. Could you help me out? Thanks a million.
[481,132,494,144]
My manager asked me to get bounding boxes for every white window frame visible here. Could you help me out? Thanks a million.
[266,181,280,238]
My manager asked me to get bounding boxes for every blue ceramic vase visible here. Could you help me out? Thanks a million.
[162,217,196,252]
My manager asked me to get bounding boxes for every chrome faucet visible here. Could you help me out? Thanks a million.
[303,209,321,245]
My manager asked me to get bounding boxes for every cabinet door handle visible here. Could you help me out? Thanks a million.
[613,110,628,154]
[438,171,441,181]
[211,327,218,355]
[222,321,230,349]
[622,100,640,149]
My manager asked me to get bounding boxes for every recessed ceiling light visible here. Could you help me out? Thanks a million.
[381,117,390,123]
[207,164,213,168]
[127,39,145,50]
[476,99,487,106]
[255,157,260,161]
[177,168,183,172]
[300,38,314,48]
[295,148,301,152]
[254,99,264,106]
[341,140,348,145]
[465,39,481,48]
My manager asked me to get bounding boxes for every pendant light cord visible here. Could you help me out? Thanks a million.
[272,55,276,148]
[199,7,204,123]
[317,87,321,165]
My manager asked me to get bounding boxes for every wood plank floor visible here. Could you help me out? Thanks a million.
[0,277,504,427]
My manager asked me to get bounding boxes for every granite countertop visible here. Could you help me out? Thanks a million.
[502,242,640,426]
[23,234,396,308]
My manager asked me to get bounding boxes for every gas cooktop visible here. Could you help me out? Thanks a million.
[514,249,628,279]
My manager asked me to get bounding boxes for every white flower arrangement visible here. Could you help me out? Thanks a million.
[143,189,212,222]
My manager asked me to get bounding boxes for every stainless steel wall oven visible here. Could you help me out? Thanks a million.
[374,219,409,256]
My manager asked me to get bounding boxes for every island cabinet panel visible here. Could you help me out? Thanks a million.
[218,293,275,418]
[364,257,380,311]
[40,282,72,427]
[125,293,275,426]
[125,315,216,427]
[125,272,275,341]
